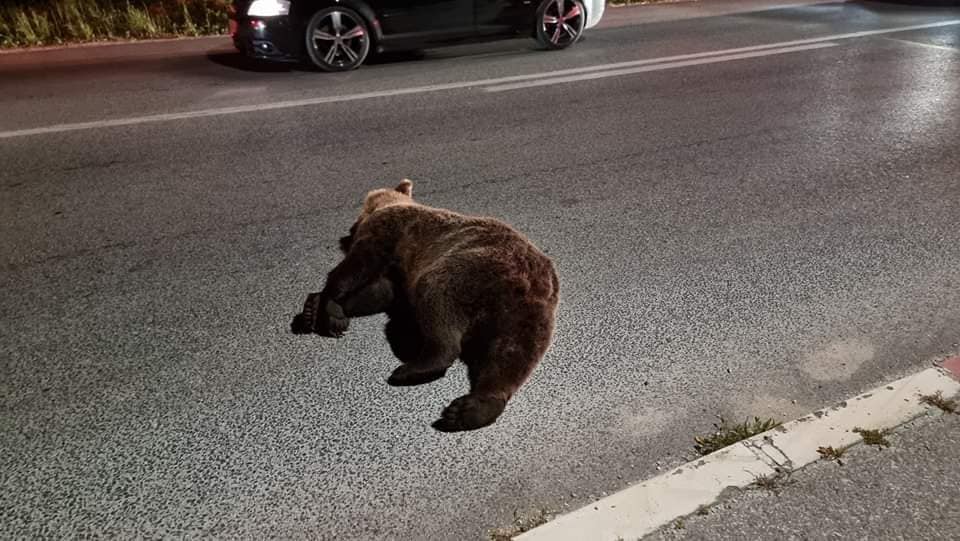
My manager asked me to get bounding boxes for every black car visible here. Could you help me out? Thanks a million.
[228,0,605,71]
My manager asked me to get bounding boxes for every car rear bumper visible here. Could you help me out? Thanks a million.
[230,15,302,62]
[584,0,605,29]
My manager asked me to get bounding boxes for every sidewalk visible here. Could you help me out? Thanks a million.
[650,407,960,540]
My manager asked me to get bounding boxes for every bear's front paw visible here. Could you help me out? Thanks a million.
[290,292,348,338]
[324,298,349,338]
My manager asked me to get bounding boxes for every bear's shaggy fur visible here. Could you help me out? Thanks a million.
[291,179,559,432]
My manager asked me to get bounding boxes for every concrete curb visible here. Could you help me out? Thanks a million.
[516,358,960,541]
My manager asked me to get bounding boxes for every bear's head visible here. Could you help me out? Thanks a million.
[361,179,414,216]
[339,179,415,253]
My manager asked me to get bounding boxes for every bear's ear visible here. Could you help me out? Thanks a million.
[395,179,413,197]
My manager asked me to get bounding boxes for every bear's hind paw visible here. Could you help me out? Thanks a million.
[431,394,506,432]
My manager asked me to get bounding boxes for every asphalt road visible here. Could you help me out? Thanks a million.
[2,1,959,538]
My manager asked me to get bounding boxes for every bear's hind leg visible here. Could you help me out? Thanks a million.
[386,294,462,387]
[432,314,552,432]
[384,313,423,364]
[386,332,460,386]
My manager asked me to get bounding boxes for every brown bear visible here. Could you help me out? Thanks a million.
[291,179,560,432]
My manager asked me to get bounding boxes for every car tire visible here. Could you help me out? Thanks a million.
[304,6,372,72]
[534,0,586,50]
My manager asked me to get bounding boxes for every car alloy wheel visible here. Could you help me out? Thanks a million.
[305,7,371,72]
[535,0,586,50]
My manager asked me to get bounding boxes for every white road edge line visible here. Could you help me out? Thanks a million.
[483,42,838,92]
[514,364,960,541]
[885,37,960,53]
[1,19,958,139]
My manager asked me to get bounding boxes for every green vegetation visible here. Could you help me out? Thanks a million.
[853,427,893,448]
[0,0,230,49]
[816,444,851,464]
[693,416,782,456]
[750,470,793,492]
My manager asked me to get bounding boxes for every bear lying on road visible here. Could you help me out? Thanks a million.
[291,179,560,432]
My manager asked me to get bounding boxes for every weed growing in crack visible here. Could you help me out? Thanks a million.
[817,445,851,464]
[749,466,794,494]
[853,427,892,448]
[920,390,957,414]
[693,416,782,455]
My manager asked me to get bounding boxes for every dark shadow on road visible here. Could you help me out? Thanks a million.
[366,50,430,66]
[205,41,536,73]
[206,52,300,73]
[204,49,434,73]
[205,48,452,73]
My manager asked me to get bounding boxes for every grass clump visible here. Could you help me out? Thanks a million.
[920,390,957,414]
[816,445,850,464]
[694,416,782,456]
[853,427,892,448]
[752,473,779,490]
[0,0,230,49]
[751,470,793,493]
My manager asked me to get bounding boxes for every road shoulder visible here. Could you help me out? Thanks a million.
[649,401,960,540]
[516,357,960,540]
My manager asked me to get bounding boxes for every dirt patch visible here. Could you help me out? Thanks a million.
[614,404,677,435]
[801,338,875,381]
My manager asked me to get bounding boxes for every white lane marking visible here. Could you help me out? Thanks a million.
[515,366,960,541]
[0,85,469,139]
[885,37,960,53]
[483,42,837,92]
[1,19,958,139]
